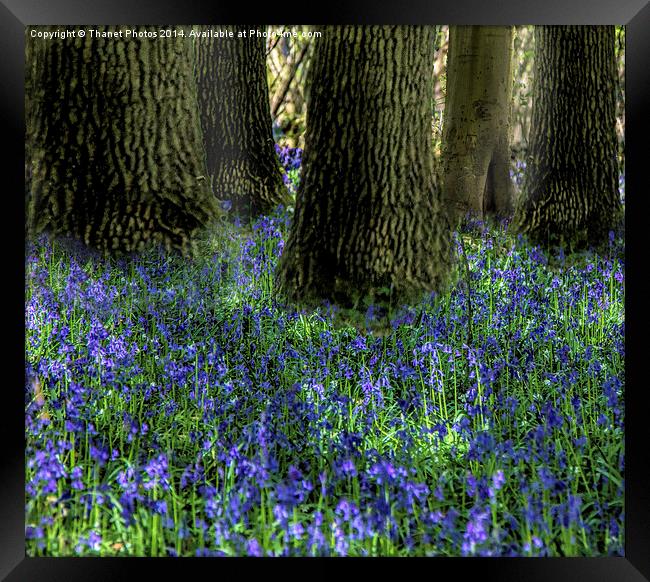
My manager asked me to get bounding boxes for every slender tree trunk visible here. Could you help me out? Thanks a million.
[26,25,220,254]
[193,25,290,219]
[514,26,621,248]
[442,25,514,223]
[276,25,455,311]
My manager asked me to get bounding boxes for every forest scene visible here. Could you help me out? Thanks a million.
[24,24,625,557]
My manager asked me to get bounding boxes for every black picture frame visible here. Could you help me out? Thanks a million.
[3,0,648,579]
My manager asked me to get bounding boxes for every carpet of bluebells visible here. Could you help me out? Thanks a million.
[25,150,625,557]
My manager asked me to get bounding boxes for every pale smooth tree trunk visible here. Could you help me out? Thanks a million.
[442,25,514,223]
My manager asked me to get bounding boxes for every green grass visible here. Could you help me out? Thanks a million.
[25,212,624,557]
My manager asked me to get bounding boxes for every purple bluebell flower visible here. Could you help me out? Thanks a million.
[246,538,263,557]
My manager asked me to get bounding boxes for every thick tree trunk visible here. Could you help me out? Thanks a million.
[276,25,455,311]
[442,26,514,223]
[26,25,220,254]
[193,25,290,219]
[514,26,621,248]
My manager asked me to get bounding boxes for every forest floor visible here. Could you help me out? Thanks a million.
[24,198,625,556]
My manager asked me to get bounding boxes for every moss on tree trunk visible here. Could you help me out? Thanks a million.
[276,25,455,313]
[514,25,621,248]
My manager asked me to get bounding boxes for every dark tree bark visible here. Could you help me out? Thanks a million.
[276,25,455,311]
[442,26,514,223]
[192,25,290,219]
[26,25,221,254]
[514,26,621,248]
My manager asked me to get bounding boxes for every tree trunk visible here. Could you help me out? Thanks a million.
[26,25,220,254]
[193,25,290,219]
[276,25,455,312]
[442,25,514,223]
[514,26,621,248]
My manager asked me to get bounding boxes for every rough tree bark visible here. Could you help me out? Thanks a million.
[26,25,220,254]
[514,25,621,248]
[442,26,514,223]
[193,25,290,219]
[276,25,455,312]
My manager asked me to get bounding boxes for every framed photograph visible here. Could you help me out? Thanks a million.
[4,0,648,579]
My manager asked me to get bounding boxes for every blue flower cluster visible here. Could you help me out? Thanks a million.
[275,144,303,172]
[25,201,624,557]
[509,158,527,191]
[274,144,303,194]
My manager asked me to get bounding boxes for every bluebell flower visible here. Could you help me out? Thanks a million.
[489,470,506,498]
[75,531,102,554]
[246,538,263,556]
